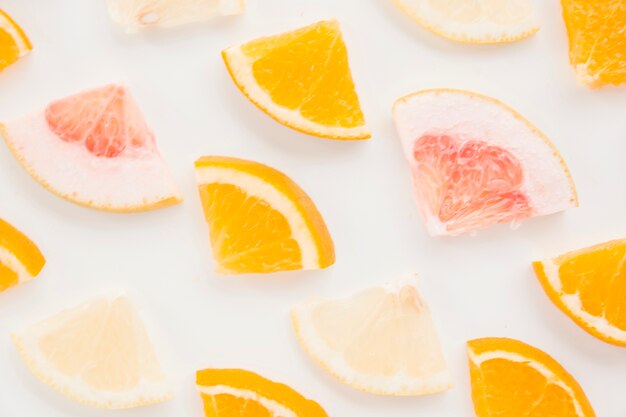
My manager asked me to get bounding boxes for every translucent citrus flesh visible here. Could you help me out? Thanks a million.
[45,84,155,158]
[197,368,328,417]
[0,9,32,71]
[413,134,532,233]
[561,0,626,87]
[425,0,532,25]
[534,238,626,345]
[0,218,45,291]
[195,156,334,274]
[468,337,596,417]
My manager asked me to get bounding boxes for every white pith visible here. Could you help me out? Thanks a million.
[195,166,319,270]
[197,385,298,417]
[468,348,584,416]
[540,258,626,342]
[223,46,370,139]
[106,0,245,32]
[393,90,577,236]
[291,277,453,395]
[12,294,172,409]
[0,12,30,54]
[0,246,34,284]
[392,0,539,43]
[1,111,181,211]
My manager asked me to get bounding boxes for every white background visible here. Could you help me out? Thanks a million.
[0,0,625,416]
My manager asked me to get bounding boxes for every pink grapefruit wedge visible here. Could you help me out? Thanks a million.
[393,89,577,236]
[0,84,181,212]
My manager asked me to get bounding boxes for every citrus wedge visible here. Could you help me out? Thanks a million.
[107,0,245,33]
[196,368,327,417]
[1,84,182,212]
[0,218,45,292]
[392,0,539,43]
[13,294,171,409]
[0,8,32,72]
[291,277,451,395]
[467,337,595,417]
[561,0,626,88]
[534,238,626,346]
[393,89,577,236]
[195,156,335,274]
[222,20,370,140]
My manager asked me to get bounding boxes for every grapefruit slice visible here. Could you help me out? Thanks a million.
[13,294,172,409]
[291,277,452,395]
[0,8,32,72]
[0,218,45,292]
[106,0,245,33]
[393,89,577,236]
[0,84,182,212]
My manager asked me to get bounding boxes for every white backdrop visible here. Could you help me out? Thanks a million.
[0,1,625,416]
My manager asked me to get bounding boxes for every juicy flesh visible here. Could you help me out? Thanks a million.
[201,394,272,417]
[426,0,532,25]
[310,285,447,378]
[562,0,626,87]
[412,133,532,233]
[241,20,365,129]
[0,10,30,71]
[45,85,156,158]
[198,183,302,273]
[557,240,626,331]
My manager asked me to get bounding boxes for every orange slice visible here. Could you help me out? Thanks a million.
[1,84,182,212]
[533,238,626,346]
[0,218,45,292]
[13,294,172,409]
[222,20,370,140]
[195,156,335,274]
[196,368,327,417]
[0,9,32,72]
[107,0,245,33]
[291,277,451,395]
[392,0,539,43]
[468,337,596,417]
[561,0,626,88]
[393,89,577,236]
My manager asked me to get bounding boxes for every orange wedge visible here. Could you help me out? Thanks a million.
[195,156,335,274]
[561,0,626,88]
[222,20,369,140]
[0,9,32,72]
[468,337,596,417]
[533,238,626,346]
[0,218,45,292]
[196,368,328,417]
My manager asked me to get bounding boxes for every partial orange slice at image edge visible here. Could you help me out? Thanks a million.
[0,218,45,292]
[0,9,32,72]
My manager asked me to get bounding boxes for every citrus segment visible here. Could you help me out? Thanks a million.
[0,9,32,72]
[196,368,328,417]
[13,294,172,409]
[222,20,369,140]
[467,337,595,417]
[393,89,577,236]
[392,0,539,43]
[195,156,334,274]
[561,0,626,88]
[0,218,45,292]
[291,277,451,395]
[533,238,626,346]
[1,84,182,212]
[106,0,245,33]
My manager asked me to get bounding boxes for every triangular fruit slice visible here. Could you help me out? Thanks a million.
[468,337,596,417]
[197,368,328,417]
[1,84,182,212]
[291,277,452,395]
[0,218,45,292]
[0,8,32,72]
[393,89,577,236]
[561,0,626,88]
[222,20,370,140]
[106,0,245,33]
[195,156,335,274]
[533,238,626,346]
[13,294,172,409]
[392,0,539,44]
